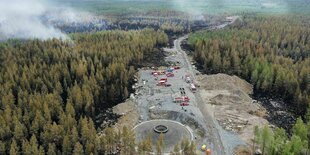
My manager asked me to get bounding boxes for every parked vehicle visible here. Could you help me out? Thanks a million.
[185,77,191,83]
[190,83,197,92]
[165,83,172,87]
[151,71,159,76]
[157,81,166,86]
[160,78,168,82]
[183,96,190,102]
[174,96,190,103]
[174,66,181,70]
[166,72,174,77]
[166,68,174,72]
[180,102,189,106]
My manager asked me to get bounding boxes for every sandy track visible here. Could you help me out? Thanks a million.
[175,36,226,155]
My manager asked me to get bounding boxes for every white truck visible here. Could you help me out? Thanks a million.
[190,83,197,92]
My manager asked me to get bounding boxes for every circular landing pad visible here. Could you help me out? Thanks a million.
[133,120,193,153]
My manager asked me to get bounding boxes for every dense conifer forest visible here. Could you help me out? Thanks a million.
[189,15,310,154]
[189,15,310,115]
[253,117,309,155]
[0,29,168,154]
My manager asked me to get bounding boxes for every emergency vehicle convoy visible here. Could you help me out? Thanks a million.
[151,65,200,109]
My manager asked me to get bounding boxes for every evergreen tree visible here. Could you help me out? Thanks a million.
[22,140,31,155]
[261,126,273,155]
[29,135,39,154]
[73,142,84,155]
[62,135,72,155]
[189,15,310,115]
[292,118,308,142]
[0,141,5,155]
[172,142,180,155]
[145,135,153,153]
[10,139,19,155]
[47,143,57,155]
[156,140,162,155]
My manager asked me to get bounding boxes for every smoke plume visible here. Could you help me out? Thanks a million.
[170,0,208,20]
[170,0,291,17]
[0,0,81,40]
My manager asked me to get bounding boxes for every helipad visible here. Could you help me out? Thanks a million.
[133,119,194,153]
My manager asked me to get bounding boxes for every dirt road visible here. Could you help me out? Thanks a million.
[175,36,226,154]
[172,16,246,155]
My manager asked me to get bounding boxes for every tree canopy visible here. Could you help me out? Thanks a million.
[0,29,168,154]
[189,15,310,115]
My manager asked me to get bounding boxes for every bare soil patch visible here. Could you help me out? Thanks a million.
[234,145,252,155]
[197,73,269,145]
[112,100,139,130]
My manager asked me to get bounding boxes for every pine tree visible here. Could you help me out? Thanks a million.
[137,141,144,154]
[181,139,190,154]
[22,140,31,155]
[261,125,273,155]
[29,135,39,154]
[13,119,25,144]
[73,142,84,155]
[38,146,45,155]
[253,125,259,152]
[43,103,52,123]
[0,141,5,155]
[70,127,79,147]
[292,118,308,142]
[30,111,43,136]
[290,135,307,155]
[305,107,310,123]
[62,135,71,155]
[121,126,135,155]
[144,134,153,153]
[99,134,107,153]
[189,141,196,155]
[85,142,95,155]
[65,102,75,118]
[104,128,116,154]
[270,128,287,154]
[156,140,162,155]
[47,143,57,155]
[10,139,19,155]
[172,142,180,155]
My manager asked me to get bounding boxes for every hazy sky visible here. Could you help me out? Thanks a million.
[0,0,305,40]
